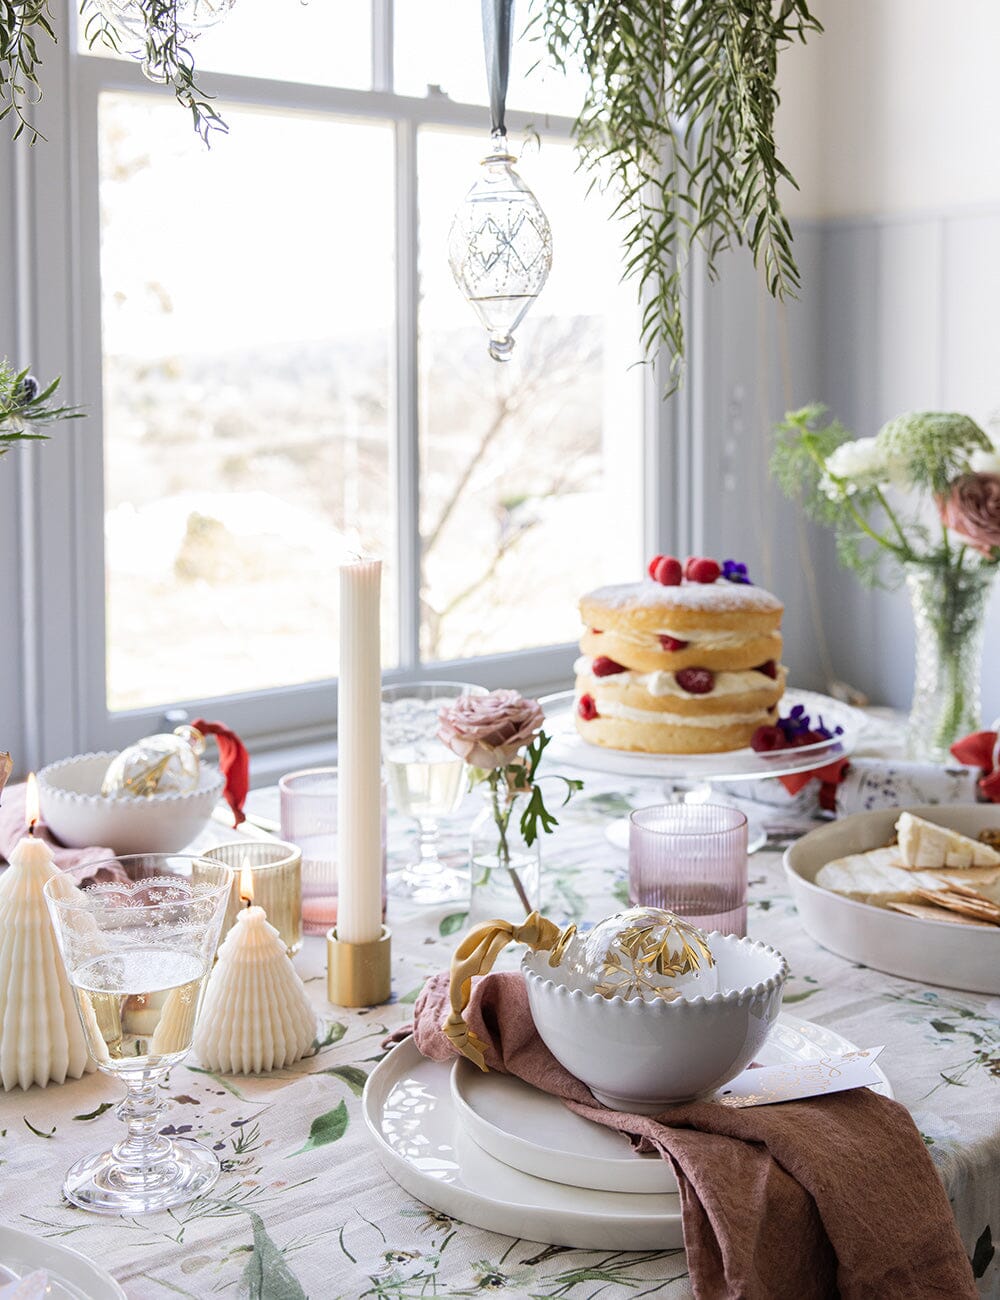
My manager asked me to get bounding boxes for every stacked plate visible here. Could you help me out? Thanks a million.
[362,1014,891,1250]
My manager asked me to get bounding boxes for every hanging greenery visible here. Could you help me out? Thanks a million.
[537,0,821,385]
[1,0,820,376]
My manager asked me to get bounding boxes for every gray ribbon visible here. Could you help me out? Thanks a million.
[481,0,514,136]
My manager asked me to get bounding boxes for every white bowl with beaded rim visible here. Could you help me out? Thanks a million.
[37,751,224,855]
[523,932,788,1112]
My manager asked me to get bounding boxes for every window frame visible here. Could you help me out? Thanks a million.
[5,0,677,776]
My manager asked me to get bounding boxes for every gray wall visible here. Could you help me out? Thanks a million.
[697,209,1000,725]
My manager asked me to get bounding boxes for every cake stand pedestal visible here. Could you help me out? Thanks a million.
[541,688,867,855]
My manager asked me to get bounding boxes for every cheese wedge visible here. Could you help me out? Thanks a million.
[895,812,1000,870]
[816,846,1000,908]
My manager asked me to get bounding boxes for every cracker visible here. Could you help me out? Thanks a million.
[912,888,1000,925]
[887,901,995,928]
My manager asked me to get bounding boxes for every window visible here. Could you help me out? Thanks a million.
[12,0,653,767]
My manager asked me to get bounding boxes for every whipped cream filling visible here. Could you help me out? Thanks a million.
[594,700,771,728]
[600,626,756,651]
[575,657,780,699]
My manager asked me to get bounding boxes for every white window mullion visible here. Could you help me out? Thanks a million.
[393,116,421,669]
[372,0,393,93]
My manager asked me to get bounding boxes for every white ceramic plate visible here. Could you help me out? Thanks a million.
[784,804,1000,995]
[363,1014,890,1248]
[541,688,864,781]
[0,1226,126,1300]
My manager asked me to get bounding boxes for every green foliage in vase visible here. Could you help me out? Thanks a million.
[0,360,83,458]
[535,0,822,387]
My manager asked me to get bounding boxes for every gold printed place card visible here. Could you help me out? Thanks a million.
[711,1047,885,1108]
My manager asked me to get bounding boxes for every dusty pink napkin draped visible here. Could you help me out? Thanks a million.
[0,782,116,875]
[413,971,976,1300]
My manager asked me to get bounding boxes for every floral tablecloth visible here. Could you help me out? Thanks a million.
[1,773,998,1299]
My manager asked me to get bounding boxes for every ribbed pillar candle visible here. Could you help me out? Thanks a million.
[337,559,383,944]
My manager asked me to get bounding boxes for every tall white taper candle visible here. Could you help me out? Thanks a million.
[337,558,383,944]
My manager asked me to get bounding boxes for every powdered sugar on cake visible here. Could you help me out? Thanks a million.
[586,579,782,612]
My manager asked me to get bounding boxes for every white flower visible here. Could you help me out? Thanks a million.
[969,447,1000,476]
[820,437,888,497]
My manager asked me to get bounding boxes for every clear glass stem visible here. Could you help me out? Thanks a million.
[415,817,443,872]
[112,1072,172,1177]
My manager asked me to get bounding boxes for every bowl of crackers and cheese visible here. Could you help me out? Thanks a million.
[784,806,1000,995]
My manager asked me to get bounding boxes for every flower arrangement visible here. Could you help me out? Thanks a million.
[773,405,1000,757]
[437,689,582,913]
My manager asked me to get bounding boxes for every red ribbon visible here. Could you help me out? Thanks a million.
[950,730,1000,802]
[193,719,249,825]
[778,757,850,800]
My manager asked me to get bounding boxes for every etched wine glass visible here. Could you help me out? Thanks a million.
[381,681,485,904]
[44,854,233,1215]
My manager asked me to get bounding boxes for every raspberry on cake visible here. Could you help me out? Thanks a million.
[574,557,786,754]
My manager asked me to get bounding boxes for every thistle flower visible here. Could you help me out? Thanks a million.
[874,412,991,494]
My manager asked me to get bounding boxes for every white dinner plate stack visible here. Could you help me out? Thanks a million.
[362,1014,892,1249]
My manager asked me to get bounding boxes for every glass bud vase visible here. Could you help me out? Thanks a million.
[468,788,541,927]
[905,561,995,761]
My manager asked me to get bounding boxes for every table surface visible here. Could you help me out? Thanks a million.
[1,771,998,1300]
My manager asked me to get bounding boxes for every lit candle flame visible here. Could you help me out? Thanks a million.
[25,773,39,835]
[239,858,254,907]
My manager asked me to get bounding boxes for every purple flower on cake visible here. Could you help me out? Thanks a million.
[437,689,544,770]
[722,559,752,585]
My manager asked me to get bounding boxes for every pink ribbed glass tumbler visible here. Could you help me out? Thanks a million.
[628,804,749,936]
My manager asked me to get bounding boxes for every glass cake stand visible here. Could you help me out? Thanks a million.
[541,687,867,853]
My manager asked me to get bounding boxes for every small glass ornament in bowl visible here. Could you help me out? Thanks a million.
[44,854,233,1214]
[444,906,787,1112]
[448,134,553,362]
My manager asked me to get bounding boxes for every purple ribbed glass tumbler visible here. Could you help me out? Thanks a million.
[628,804,749,936]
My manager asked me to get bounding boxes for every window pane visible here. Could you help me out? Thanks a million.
[99,94,395,712]
[80,0,371,89]
[394,1,588,118]
[417,130,643,663]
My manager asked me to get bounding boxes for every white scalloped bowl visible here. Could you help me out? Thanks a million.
[37,751,224,855]
[523,932,788,1112]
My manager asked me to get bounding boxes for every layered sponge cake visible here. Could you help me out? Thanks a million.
[575,557,785,754]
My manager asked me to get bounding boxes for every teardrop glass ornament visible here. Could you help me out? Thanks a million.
[448,135,553,362]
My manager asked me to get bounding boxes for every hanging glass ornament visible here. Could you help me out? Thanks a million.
[448,134,553,361]
[92,0,237,80]
[101,725,206,798]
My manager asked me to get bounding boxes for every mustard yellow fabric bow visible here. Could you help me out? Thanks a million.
[442,911,567,1071]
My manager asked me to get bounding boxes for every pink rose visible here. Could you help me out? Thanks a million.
[437,689,545,770]
[940,473,1000,556]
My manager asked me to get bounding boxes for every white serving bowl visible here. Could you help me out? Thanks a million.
[38,751,224,855]
[523,932,788,1112]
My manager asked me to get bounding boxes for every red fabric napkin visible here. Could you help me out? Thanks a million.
[951,730,1000,801]
[413,971,976,1300]
[0,782,116,875]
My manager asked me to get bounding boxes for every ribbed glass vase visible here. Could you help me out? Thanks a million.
[905,561,995,761]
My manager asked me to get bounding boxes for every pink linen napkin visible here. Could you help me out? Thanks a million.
[0,781,116,876]
[413,971,977,1300]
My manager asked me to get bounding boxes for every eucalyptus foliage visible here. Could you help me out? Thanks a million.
[538,0,821,385]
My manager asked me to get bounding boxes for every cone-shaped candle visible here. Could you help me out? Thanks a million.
[193,865,315,1074]
[0,775,94,1090]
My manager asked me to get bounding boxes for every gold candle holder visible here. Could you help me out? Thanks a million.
[327,925,391,1008]
[200,841,303,955]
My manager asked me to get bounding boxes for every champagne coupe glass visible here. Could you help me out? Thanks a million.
[44,854,233,1215]
[381,681,485,904]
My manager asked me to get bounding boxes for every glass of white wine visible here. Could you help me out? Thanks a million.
[381,680,485,904]
[44,853,233,1215]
